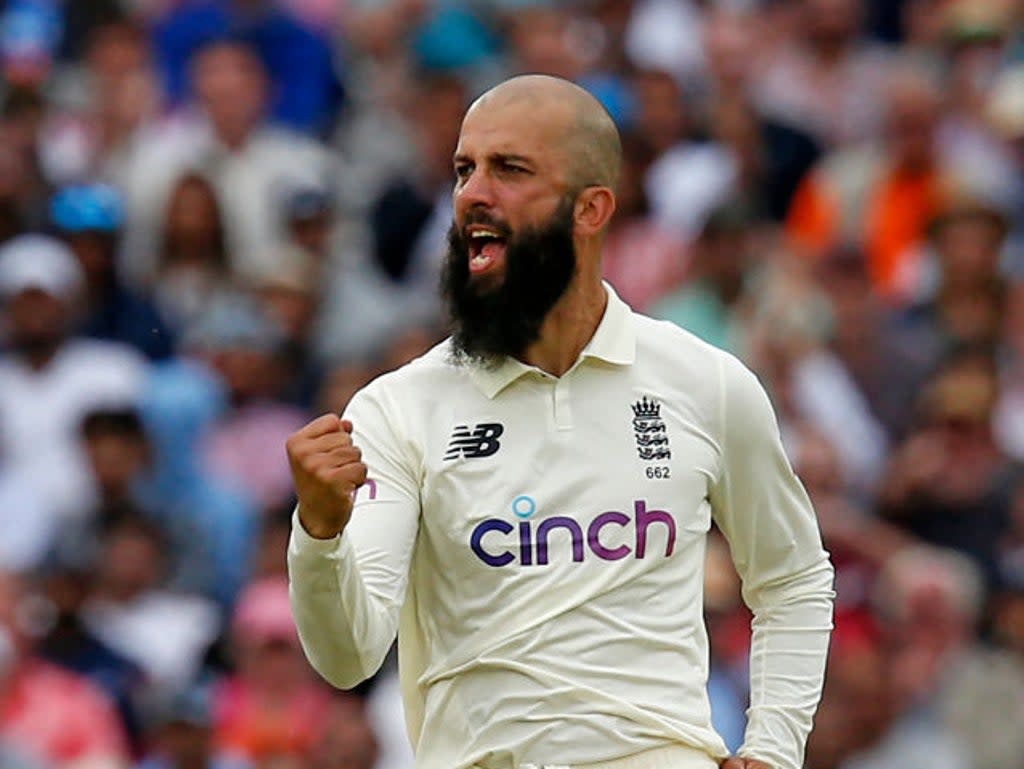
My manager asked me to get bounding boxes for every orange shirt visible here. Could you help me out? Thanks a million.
[215,676,333,762]
[0,659,130,768]
[787,161,946,301]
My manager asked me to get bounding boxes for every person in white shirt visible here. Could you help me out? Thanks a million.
[286,75,835,769]
[117,38,338,287]
[0,235,149,524]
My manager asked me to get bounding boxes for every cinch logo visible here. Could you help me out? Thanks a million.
[469,496,677,568]
[445,423,504,460]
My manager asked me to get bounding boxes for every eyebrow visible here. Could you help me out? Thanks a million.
[453,152,535,167]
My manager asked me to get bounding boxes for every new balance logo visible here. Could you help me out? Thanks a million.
[444,423,504,460]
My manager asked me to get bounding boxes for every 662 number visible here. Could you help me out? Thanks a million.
[646,466,671,479]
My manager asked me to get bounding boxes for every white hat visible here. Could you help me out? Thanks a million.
[0,234,84,300]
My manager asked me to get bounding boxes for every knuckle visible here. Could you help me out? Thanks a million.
[308,457,333,477]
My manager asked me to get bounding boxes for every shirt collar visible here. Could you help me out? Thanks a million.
[467,282,636,399]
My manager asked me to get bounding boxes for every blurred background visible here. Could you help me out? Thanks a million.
[0,0,1023,767]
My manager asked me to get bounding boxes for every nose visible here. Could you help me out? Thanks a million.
[454,167,495,212]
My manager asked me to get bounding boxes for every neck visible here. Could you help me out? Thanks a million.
[810,37,848,65]
[215,123,255,152]
[521,272,607,377]
[20,341,61,371]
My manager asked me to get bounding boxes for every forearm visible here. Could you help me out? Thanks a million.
[288,513,402,689]
[740,557,835,769]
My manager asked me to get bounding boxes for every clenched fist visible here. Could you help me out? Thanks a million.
[286,414,368,539]
[720,757,773,769]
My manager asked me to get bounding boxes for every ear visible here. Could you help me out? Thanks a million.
[573,186,616,237]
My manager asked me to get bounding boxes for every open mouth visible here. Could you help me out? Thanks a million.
[467,226,508,275]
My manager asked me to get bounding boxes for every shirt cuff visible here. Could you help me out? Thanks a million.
[289,507,344,558]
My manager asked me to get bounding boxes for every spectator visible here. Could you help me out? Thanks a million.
[282,181,334,263]
[0,234,149,522]
[78,406,219,601]
[317,72,461,365]
[41,20,162,188]
[50,183,175,359]
[307,695,380,769]
[57,0,123,61]
[623,0,706,87]
[816,246,934,442]
[185,294,309,513]
[498,3,588,82]
[789,423,906,606]
[651,198,758,357]
[80,512,222,688]
[120,38,337,285]
[0,87,52,232]
[804,611,888,769]
[249,244,323,409]
[632,68,737,242]
[940,569,1024,769]
[879,353,1015,590]
[847,546,980,769]
[934,0,1020,213]
[213,577,341,766]
[79,408,155,515]
[894,194,1009,373]
[752,0,891,147]
[785,57,973,302]
[0,0,60,91]
[35,549,146,755]
[151,172,236,332]
[151,0,343,135]
[137,354,258,608]
[138,685,251,769]
[600,133,687,312]
[0,570,131,769]
[701,5,823,221]
[746,247,890,493]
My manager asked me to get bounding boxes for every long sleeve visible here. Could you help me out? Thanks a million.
[709,354,835,769]
[288,386,422,689]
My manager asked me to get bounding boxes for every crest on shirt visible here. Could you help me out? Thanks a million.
[632,396,671,461]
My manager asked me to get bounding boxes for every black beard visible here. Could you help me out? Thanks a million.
[441,200,577,368]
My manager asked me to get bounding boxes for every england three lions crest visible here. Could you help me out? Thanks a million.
[632,396,671,461]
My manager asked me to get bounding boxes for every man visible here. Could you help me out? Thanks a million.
[0,234,149,523]
[120,37,336,285]
[0,570,131,769]
[51,182,175,359]
[287,75,835,769]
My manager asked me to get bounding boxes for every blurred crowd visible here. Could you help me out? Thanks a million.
[0,0,1023,768]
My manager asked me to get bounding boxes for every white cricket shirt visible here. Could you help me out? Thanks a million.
[288,285,834,769]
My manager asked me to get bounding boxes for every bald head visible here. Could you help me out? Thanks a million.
[469,75,622,193]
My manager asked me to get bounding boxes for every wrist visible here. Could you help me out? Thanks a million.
[298,508,345,540]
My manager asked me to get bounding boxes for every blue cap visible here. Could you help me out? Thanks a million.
[50,184,124,233]
[0,0,61,65]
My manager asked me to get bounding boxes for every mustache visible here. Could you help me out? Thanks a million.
[458,210,512,238]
